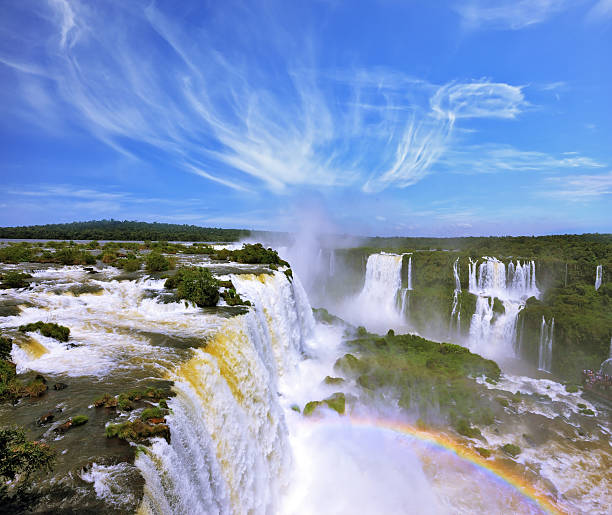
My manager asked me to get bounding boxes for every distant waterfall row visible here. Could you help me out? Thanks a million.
[468,257,539,300]
[136,272,314,515]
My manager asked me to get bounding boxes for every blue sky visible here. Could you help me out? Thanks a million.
[0,0,611,236]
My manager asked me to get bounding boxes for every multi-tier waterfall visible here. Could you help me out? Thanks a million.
[595,265,603,291]
[468,257,539,357]
[538,316,554,373]
[136,272,314,514]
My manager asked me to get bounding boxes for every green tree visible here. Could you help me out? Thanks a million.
[175,267,220,307]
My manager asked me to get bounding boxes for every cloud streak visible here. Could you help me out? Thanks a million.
[0,0,535,196]
[442,144,605,174]
[454,0,572,30]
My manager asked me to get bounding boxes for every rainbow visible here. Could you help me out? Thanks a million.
[304,416,567,515]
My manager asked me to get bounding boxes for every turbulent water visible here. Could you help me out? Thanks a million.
[1,252,610,515]
[467,257,539,359]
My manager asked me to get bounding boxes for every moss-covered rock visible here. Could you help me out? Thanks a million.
[324,393,346,415]
[0,271,32,289]
[475,447,491,458]
[323,376,345,385]
[105,420,170,443]
[71,415,88,427]
[501,443,521,457]
[303,401,322,416]
[18,322,70,342]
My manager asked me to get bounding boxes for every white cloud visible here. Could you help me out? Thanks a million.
[541,170,612,200]
[454,0,571,30]
[431,81,526,120]
[586,0,612,21]
[442,144,605,174]
[0,2,536,196]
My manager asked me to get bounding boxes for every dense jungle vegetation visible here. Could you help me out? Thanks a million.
[0,220,249,242]
[331,235,611,382]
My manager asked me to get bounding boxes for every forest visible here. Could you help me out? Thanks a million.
[0,220,250,242]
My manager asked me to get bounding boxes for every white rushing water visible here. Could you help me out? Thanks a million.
[136,272,313,515]
[595,264,602,291]
[345,253,407,332]
[449,258,461,338]
[538,317,554,373]
[468,257,539,358]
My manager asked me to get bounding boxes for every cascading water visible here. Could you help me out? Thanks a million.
[468,257,539,357]
[136,272,314,515]
[448,258,461,337]
[538,317,554,373]
[595,265,603,291]
[398,254,412,316]
[351,253,406,331]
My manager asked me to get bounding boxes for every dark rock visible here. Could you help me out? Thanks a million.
[37,412,54,426]
[54,420,73,434]
[53,383,68,390]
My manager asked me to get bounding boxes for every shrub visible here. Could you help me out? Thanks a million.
[1,271,32,289]
[121,257,140,272]
[175,267,220,307]
[475,447,491,458]
[19,322,70,342]
[0,337,12,361]
[145,252,171,272]
[565,384,579,393]
[501,443,521,457]
[0,427,56,481]
[140,407,166,421]
[454,419,481,438]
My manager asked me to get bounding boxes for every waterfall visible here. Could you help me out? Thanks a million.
[407,255,413,291]
[136,271,313,514]
[449,258,461,337]
[595,265,603,291]
[467,257,539,357]
[358,253,405,317]
[538,316,554,373]
[468,258,477,292]
[329,250,336,276]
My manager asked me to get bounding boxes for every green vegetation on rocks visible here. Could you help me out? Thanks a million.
[18,322,70,342]
[333,331,500,434]
[0,426,55,482]
[303,393,346,416]
[221,288,250,306]
[501,443,521,457]
[70,415,88,427]
[140,407,167,422]
[166,267,220,307]
[0,271,32,289]
[145,252,172,273]
[105,420,170,443]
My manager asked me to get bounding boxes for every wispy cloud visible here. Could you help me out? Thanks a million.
[431,81,526,119]
[540,170,612,200]
[0,1,532,195]
[442,144,605,174]
[454,0,572,30]
[586,0,612,22]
